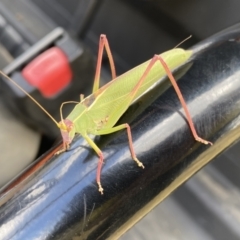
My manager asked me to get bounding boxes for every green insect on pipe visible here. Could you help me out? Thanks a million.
[1,35,212,194]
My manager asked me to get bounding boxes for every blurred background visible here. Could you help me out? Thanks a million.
[0,0,240,239]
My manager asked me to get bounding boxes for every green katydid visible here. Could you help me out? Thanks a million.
[1,34,212,194]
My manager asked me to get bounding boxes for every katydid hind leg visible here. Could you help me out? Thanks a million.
[135,54,212,146]
[92,35,117,93]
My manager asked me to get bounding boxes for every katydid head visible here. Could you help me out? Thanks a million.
[58,119,76,147]
[0,71,76,151]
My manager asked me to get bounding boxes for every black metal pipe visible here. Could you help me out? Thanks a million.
[1,24,240,239]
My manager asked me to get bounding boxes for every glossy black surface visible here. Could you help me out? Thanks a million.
[1,25,240,239]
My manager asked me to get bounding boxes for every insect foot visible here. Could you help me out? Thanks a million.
[55,149,65,155]
[134,157,145,169]
[55,145,69,155]
[195,137,213,146]
[98,182,104,195]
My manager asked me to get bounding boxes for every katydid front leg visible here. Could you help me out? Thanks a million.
[55,101,80,155]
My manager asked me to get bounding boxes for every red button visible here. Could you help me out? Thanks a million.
[22,47,72,97]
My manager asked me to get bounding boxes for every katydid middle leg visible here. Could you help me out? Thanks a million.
[82,134,104,194]
[97,123,144,168]
[83,123,144,194]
